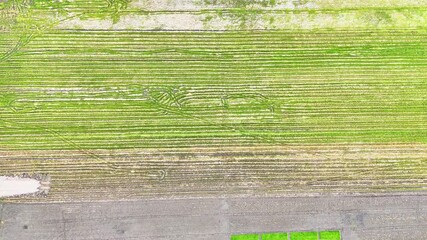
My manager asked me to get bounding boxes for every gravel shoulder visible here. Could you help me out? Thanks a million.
[1,194,426,240]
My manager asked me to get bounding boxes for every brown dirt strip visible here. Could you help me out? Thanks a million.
[0,143,425,202]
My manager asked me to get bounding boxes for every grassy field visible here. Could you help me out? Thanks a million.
[1,30,426,150]
[0,0,426,201]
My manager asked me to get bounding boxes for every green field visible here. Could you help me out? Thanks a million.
[1,1,426,151]
[1,0,426,202]
[1,29,426,150]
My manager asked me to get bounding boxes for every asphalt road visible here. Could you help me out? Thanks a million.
[0,194,426,240]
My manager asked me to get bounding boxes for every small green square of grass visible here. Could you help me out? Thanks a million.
[290,231,317,240]
[231,233,259,240]
[261,232,288,240]
[319,230,341,240]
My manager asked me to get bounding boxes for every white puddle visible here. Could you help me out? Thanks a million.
[0,176,41,198]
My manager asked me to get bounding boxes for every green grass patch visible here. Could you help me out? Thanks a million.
[261,232,288,240]
[290,232,317,240]
[231,234,259,240]
[319,231,341,240]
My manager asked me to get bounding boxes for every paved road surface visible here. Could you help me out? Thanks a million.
[1,194,426,240]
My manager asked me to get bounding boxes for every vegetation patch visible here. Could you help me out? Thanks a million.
[319,231,341,240]
[261,232,288,240]
[231,233,260,240]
